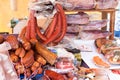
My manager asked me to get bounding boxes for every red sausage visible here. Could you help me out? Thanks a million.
[54,4,67,43]
[25,20,31,40]
[43,12,61,44]
[45,70,65,80]
[44,13,58,38]
[36,26,47,41]
[30,10,37,39]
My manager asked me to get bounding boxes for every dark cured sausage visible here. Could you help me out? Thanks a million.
[54,4,67,43]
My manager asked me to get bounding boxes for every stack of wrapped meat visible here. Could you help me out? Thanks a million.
[66,12,112,40]
[60,0,119,40]
[56,0,119,10]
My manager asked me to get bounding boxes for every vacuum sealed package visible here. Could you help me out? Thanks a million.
[78,30,112,40]
[56,0,96,10]
[96,0,119,9]
[66,12,90,24]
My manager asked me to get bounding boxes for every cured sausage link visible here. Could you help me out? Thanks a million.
[43,12,61,44]
[44,13,58,38]
[30,10,37,39]
[36,27,47,41]
[54,4,67,43]
[25,20,31,40]
[45,70,65,80]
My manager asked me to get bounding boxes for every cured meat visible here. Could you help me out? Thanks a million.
[67,24,80,34]
[67,20,108,33]
[66,12,89,24]
[79,20,108,30]
[96,0,118,9]
[78,30,112,40]
[56,0,96,10]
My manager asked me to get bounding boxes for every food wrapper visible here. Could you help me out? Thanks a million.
[56,0,96,10]
[96,0,119,9]
[0,42,19,80]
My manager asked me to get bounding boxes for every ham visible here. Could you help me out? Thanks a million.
[78,30,112,40]
[56,0,95,10]
[66,12,89,24]
[79,20,108,30]
[96,0,119,9]
[67,24,80,34]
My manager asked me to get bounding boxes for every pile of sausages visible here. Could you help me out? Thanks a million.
[19,3,67,45]
[4,35,45,78]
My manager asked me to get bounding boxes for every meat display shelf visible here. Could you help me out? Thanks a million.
[65,9,118,40]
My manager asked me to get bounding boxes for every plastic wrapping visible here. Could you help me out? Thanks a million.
[66,12,90,25]
[78,30,112,40]
[56,0,96,10]
[0,42,19,80]
[96,0,119,9]
[79,19,108,30]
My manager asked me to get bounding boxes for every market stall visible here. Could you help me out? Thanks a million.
[0,0,120,80]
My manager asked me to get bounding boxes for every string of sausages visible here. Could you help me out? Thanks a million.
[19,3,67,45]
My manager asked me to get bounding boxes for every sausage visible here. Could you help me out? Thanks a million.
[37,67,43,74]
[36,26,47,41]
[45,70,64,80]
[31,65,37,72]
[10,52,19,63]
[25,20,31,40]
[30,10,37,39]
[15,47,26,58]
[44,13,58,38]
[35,42,57,65]
[24,57,34,68]
[43,12,61,45]
[18,27,26,39]
[54,4,67,43]
[6,35,19,50]
[23,41,31,50]
[22,50,34,64]
[30,38,38,46]
[32,61,40,68]
[35,54,46,65]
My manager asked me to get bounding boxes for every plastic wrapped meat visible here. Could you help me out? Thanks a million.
[79,20,108,30]
[66,12,89,24]
[56,0,96,10]
[78,30,112,40]
[96,0,119,9]
[67,24,80,34]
